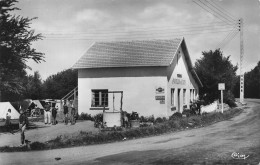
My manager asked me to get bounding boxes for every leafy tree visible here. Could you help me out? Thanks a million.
[194,49,238,106]
[42,69,77,99]
[0,0,44,101]
[24,71,43,99]
[234,61,260,98]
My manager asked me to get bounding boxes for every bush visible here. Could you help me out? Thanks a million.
[224,90,237,107]
[154,117,166,124]
[182,109,195,117]
[169,112,182,120]
[78,113,93,121]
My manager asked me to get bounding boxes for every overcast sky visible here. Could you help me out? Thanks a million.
[13,0,260,80]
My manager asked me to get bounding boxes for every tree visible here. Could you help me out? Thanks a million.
[42,69,77,99]
[234,61,260,98]
[194,49,238,106]
[24,71,43,99]
[0,0,44,101]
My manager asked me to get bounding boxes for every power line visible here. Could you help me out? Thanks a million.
[197,0,237,24]
[44,29,236,40]
[209,0,237,20]
[43,26,236,37]
[201,0,237,23]
[216,28,238,48]
[217,30,238,48]
[38,22,237,35]
[193,0,233,24]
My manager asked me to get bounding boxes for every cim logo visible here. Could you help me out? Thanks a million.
[156,87,165,94]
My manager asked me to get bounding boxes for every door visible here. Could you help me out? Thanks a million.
[178,89,181,112]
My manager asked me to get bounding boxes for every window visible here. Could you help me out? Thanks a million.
[190,89,193,102]
[183,89,186,105]
[91,90,108,107]
[171,88,175,106]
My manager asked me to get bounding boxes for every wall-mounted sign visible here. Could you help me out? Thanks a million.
[177,74,182,78]
[155,86,165,94]
[172,78,186,85]
[155,96,165,100]
[160,100,165,104]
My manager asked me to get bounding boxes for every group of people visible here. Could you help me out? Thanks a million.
[4,100,76,147]
[43,102,58,125]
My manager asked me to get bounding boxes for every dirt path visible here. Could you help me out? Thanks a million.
[0,99,259,165]
[0,121,98,147]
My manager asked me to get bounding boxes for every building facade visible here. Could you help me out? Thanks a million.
[73,38,202,118]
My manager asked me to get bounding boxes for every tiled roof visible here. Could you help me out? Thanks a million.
[72,38,183,68]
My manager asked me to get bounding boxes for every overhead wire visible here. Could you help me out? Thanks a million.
[193,0,232,25]
[198,0,236,23]
[44,29,236,41]
[209,0,238,20]
[216,30,237,48]
[217,30,239,49]
[220,31,239,49]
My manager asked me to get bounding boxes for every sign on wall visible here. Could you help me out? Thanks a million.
[155,86,165,104]
[155,96,165,100]
[172,78,186,85]
[155,86,165,94]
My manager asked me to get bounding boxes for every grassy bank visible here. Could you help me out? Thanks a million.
[0,107,243,152]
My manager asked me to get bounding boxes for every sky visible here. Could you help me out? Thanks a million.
[12,0,260,80]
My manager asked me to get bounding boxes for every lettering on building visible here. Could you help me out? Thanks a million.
[172,78,186,85]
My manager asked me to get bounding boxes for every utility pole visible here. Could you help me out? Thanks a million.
[239,18,244,103]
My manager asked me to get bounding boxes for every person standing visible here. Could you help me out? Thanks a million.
[67,100,73,123]
[19,109,28,146]
[52,106,57,125]
[5,109,12,131]
[71,106,76,125]
[63,101,68,125]
[44,102,51,124]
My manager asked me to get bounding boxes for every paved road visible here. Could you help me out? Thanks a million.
[0,99,259,165]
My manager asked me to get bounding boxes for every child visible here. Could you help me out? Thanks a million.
[19,109,28,146]
[52,106,57,125]
[5,109,12,131]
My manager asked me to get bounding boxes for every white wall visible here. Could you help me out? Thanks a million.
[167,46,199,116]
[78,75,168,118]
[201,101,218,113]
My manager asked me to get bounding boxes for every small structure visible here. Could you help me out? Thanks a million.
[73,38,203,118]
[0,102,20,119]
[32,100,44,109]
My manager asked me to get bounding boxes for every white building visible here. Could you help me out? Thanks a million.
[73,38,202,118]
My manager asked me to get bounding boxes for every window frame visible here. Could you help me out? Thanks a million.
[91,89,108,107]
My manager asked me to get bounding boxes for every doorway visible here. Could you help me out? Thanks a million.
[178,89,181,112]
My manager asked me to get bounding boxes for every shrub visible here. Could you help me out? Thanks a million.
[182,109,195,117]
[30,142,46,150]
[78,113,93,121]
[169,112,182,120]
[224,90,237,107]
[154,117,166,124]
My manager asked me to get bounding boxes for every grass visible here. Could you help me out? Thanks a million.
[0,107,243,152]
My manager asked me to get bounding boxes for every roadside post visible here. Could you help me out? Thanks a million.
[218,83,225,113]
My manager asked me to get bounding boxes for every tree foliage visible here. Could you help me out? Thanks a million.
[194,49,238,106]
[42,69,78,99]
[0,0,44,101]
[24,71,43,99]
[234,61,260,98]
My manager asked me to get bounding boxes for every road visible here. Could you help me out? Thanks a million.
[0,99,259,165]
